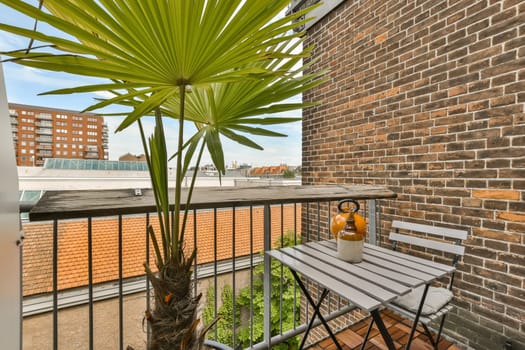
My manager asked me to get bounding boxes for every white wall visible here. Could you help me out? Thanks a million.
[0,62,21,349]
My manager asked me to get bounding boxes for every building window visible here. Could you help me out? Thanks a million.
[56,151,61,155]
[87,138,97,143]
[56,114,68,119]
[21,149,27,154]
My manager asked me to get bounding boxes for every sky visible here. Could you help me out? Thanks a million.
[0,2,303,167]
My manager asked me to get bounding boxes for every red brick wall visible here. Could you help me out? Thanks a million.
[302,1,524,349]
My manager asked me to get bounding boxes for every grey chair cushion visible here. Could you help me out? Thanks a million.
[393,285,453,315]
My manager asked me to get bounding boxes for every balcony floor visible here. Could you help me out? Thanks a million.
[309,310,461,350]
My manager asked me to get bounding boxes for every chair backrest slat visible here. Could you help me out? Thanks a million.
[389,232,465,256]
[392,220,468,240]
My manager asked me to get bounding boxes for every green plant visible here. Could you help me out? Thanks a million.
[203,284,239,347]
[0,2,323,349]
[282,168,296,179]
[204,231,301,349]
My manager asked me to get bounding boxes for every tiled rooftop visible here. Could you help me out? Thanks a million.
[250,165,289,175]
[22,205,301,296]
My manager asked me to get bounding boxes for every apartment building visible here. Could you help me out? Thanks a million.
[9,103,108,166]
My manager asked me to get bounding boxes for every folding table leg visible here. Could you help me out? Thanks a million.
[360,317,375,350]
[370,310,396,350]
[290,270,343,350]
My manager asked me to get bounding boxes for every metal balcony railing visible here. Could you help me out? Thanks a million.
[36,128,53,135]
[36,113,53,120]
[23,185,395,350]
[36,144,53,150]
[36,121,53,128]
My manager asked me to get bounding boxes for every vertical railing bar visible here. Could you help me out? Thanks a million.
[293,202,297,330]
[52,219,58,350]
[263,204,272,348]
[306,202,310,242]
[317,202,320,241]
[88,217,94,350]
[305,202,309,325]
[146,213,151,345]
[232,206,237,348]
[213,208,218,341]
[249,205,254,348]
[326,201,331,315]
[279,203,284,335]
[316,202,320,306]
[118,215,123,350]
[367,199,377,246]
[193,209,197,298]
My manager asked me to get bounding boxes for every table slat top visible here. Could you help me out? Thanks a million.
[267,240,455,312]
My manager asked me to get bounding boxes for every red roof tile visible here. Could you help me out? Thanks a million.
[22,205,302,296]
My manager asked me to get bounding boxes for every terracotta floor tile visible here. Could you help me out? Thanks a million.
[309,311,459,350]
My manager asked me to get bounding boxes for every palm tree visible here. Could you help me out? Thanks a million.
[0,1,324,349]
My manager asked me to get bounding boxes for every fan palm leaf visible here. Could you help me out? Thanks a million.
[0,0,314,129]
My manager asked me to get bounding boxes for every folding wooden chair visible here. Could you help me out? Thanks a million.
[362,220,467,350]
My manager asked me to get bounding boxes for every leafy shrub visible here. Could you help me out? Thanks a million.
[204,231,301,349]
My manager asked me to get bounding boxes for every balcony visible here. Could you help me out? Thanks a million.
[12,126,18,133]
[11,117,18,124]
[22,185,413,350]
[84,152,99,159]
[36,144,53,150]
[36,151,53,157]
[36,121,53,128]
[36,128,53,135]
[36,136,53,143]
[36,113,53,120]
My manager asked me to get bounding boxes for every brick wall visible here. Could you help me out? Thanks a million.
[302,0,525,349]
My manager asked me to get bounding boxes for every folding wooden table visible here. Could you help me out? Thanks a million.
[267,240,455,350]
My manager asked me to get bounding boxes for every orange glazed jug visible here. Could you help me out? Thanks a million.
[330,199,366,263]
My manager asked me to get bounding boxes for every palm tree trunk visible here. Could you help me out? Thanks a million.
[146,251,203,350]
